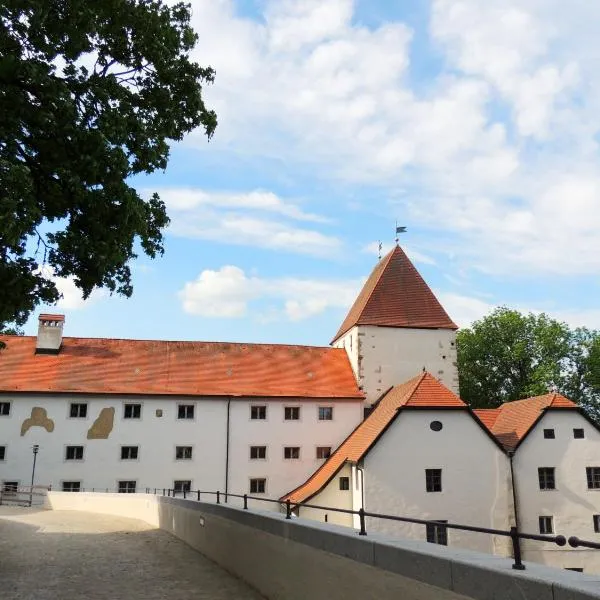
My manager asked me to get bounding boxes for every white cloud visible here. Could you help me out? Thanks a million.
[38,266,106,311]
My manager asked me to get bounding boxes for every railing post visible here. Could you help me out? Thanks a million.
[183,489,187,499]
[243,494,248,510]
[154,488,157,495]
[286,499,292,520]
[162,488,165,496]
[510,526,525,570]
[197,490,201,501]
[358,508,367,536]
[216,490,220,504]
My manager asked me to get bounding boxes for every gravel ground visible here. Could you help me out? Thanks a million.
[0,506,265,600]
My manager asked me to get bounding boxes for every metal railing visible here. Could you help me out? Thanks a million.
[57,486,600,570]
[0,485,50,507]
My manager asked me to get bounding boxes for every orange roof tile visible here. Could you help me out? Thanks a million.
[475,393,578,450]
[333,245,457,342]
[0,336,363,399]
[282,372,465,503]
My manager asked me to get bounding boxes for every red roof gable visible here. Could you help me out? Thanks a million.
[333,245,457,342]
[0,335,363,399]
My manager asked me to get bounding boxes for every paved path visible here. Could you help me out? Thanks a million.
[0,506,265,600]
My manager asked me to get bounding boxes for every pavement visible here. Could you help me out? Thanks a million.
[0,506,265,599]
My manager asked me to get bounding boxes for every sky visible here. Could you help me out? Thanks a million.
[25,0,600,345]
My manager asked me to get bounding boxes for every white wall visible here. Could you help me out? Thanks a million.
[335,326,459,404]
[513,411,600,573]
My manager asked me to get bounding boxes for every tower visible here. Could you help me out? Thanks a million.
[332,245,459,404]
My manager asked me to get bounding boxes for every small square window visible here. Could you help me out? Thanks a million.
[284,447,300,459]
[251,405,266,420]
[539,516,554,534]
[426,469,442,492]
[586,467,600,489]
[316,446,331,459]
[173,480,191,494]
[124,403,141,419]
[543,429,555,439]
[339,476,350,490]
[3,481,18,495]
[593,515,600,533]
[0,402,10,416]
[65,446,84,461]
[118,480,136,494]
[62,481,81,492]
[318,406,333,421]
[574,428,585,439]
[121,446,139,460]
[0,446,5,461]
[177,404,194,420]
[250,446,266,459]
[285,407,300,421]
[250,478,266,494]
[69,403,88,418]
[538,467,556,490]
[175,446,193,460]
[426,521,448,545]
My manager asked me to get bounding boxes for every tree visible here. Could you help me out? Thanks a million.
[457,307,600,419]
[0,0,217,329]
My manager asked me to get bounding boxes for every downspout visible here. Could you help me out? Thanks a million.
[357,464,365,513]
[225,397,231,503]
[508,450,520,530]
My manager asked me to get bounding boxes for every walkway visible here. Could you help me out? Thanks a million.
[0,506,264,599]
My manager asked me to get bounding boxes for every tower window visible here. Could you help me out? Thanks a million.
[543,429,555,439]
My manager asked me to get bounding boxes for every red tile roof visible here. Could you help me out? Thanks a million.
[0,336,363,399]
[333,245,457,342]
[282,372,465,503]
[475,393,578,450]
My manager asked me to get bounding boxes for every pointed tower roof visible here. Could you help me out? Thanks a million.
[333,245,457,342]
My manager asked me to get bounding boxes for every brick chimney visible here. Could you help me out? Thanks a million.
[36,314,65,354]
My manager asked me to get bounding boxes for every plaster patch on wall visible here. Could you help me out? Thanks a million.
[20,407,55,436]
[87,407,115,439]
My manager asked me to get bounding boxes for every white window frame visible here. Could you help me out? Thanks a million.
[284,406,301,421]
[284,446,300,460]
[177,403,195,420]
[250,405,267,421]
[117,480,137,494]
[0,401,11,417]
[61,481,82,492]
[250,446,267,460]
[318,406,333,421]
[120,445,140,461]
[249,477,267,494]
[0,445,6,461]
[123,402,142,420]
[64,445,85,461]
[68,402,88,419]
[175,445,193,461]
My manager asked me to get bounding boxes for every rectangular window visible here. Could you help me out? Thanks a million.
[69,403,88,418]
[339,476,350,490]
[539,516,554,534]
[62,481,81,492]
[65,446,84,461]
[543,428,555,439]
[0,446,5,461]
[318,406,333,421]
[177,404,194,420]
[316,446,331,459]
[425,469,442,492]
[0,402,10,416]
[593,515,600,533]
[124,403,141,419]
[173,480,191,494]
[118,480,136,494]
[250,405,266,420]
[426,521,448,545]
[565,568,584,573]
[284,447,300,459]
[2,481,18,495]
[175,446,193,460]
[538,467,556,490]
[586,467,600,489]
[250,446,267,459]
[250,478,266,494]
[284,407,300,421]
[574,428,585,439]
[121,446,139,460]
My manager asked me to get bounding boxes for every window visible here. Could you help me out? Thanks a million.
[2,481,18,495]
[538,467,556,490]
[118,480,136,494]
[69,403,87,418]
[285,407,300,421]
[539,516,554,534]
[574,428,585,439]
[175,446,193,460]
[121,446,139,460]
[0,446,5,461]
[250,446,266,459]
[430,421,443,432]
[250,478,266,494]
[425,469,442,492]
[316,446,331,459]
[65,446,84,461]
[339,476,350,491]
[177,404,194,420]
[426,521,448,545]
[62,481,81,492]
[593,515,600,533]
[284,447,300,459]
[0,402,10,416]
[124,403,141,419]
[586,467,600,489]
[565,568,584,573]
[543,428,555,439]
[250,405,266,420]
[318,406,333,421]
[173,480,191,494]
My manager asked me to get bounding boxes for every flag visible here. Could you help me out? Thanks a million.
[396,226,407,234]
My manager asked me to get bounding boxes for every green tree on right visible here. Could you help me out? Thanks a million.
[457,308,600,422]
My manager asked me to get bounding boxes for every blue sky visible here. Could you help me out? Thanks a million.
[26,0,600,345]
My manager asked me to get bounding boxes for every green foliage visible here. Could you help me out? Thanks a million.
[0,0,216,327]
[457,308,600,420]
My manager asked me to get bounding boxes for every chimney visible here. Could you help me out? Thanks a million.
[36,314,65,354]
